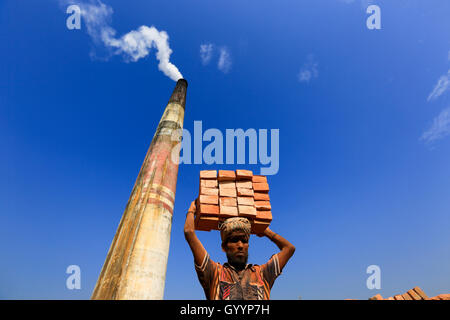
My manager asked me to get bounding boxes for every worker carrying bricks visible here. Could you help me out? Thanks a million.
[184,200,296,300]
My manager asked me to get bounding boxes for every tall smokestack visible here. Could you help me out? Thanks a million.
[91,79,188,300]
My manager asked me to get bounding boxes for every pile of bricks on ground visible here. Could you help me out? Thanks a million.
[364,287,450,300]
[194,170,272,234]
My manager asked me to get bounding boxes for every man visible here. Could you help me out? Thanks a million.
[184,200,295,300]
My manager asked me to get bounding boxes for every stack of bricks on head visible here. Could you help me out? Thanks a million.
[194,170,272,234]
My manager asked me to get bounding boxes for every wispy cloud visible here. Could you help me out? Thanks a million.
[298,55,319,83]
[200,43,214,65]
[61,0,182,81]
[218,47,232,73]
[420,107,450,144]
[427,69,450,102]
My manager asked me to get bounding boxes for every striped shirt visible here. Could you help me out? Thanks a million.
[195,253,282,300]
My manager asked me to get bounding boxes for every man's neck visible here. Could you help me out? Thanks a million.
[228,262,246,271]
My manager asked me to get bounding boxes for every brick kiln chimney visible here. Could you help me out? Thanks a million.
[91,79,188,299]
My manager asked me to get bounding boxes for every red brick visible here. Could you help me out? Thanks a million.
[254,192,270,201]
[253,182,269,192]
[218,170,236,181]
[237,197,254,206]
[200,187,219,196]
[256,210,272,222]
[200,179,218,188]
[199,195,219,205]
[220,197,237,207]
[237,188,254,197]
[200,170,217,179]
[238,205,257,218]
[198,204,219,216]
[219,186,237,197]
[236,169,253,180]
[196,216,219,231]
[219,181,236,189]
[255,201,271,211]
[406,289,421,300]
[220,205,238,218]
[236,181,253,189]
[251,220,269,234]
[401,293,412,300]
[413,287,429,300]
[252,175,267,183]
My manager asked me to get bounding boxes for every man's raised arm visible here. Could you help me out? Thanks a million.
[260,227,295,270]
[184,200,208,266]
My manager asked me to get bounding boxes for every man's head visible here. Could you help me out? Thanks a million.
[219,217,251,268]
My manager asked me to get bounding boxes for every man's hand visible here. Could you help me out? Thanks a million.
[188,200,196,214]
[256,227,272,237]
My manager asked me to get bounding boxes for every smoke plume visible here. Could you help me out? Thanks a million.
[67,0,183,81]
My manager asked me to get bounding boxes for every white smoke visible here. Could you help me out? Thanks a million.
[68,0,183,81]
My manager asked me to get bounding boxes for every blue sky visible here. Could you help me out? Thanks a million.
[1,0,449,299]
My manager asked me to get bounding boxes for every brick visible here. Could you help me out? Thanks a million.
[219,181,236,189]
[200,179,218,188]
[237,188,254,197]
[236,169,253,180]
[254,192,270,201]
[238,205,257,218]
[200,170,217,179]
[407,289,422,300]
[255,201,271,211]
[198,204,219,216]
[218,170,236,181]
[236,181,253,189]
[237,197,254,206]
[219,187,237,197]
[253,182,269,192]
[252,175,267,183]
[196,216,219,231]
[200,187,219,196]
[412,287,429,300]
[220,205,238,218]
[393,295,404,300]
[199,195,219,205]
[251,220,269,234]
[256,210,272,222]
[401,293,412,300]
[220,197,237,207]
[369,294,383,300]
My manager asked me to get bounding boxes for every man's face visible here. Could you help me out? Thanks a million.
[222,231,249,266]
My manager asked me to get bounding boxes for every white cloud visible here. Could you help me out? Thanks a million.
[63,0,182,81]
[218,47,232,73]
[200,43,214,65]
[420,107,450,144]
[298,55,319,83]
[427,69,450,102]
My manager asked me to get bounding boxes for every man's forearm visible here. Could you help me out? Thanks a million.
[263,228,295,251]
[184,211,196,235]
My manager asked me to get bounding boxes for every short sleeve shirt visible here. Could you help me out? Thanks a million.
[194,253,282,300]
